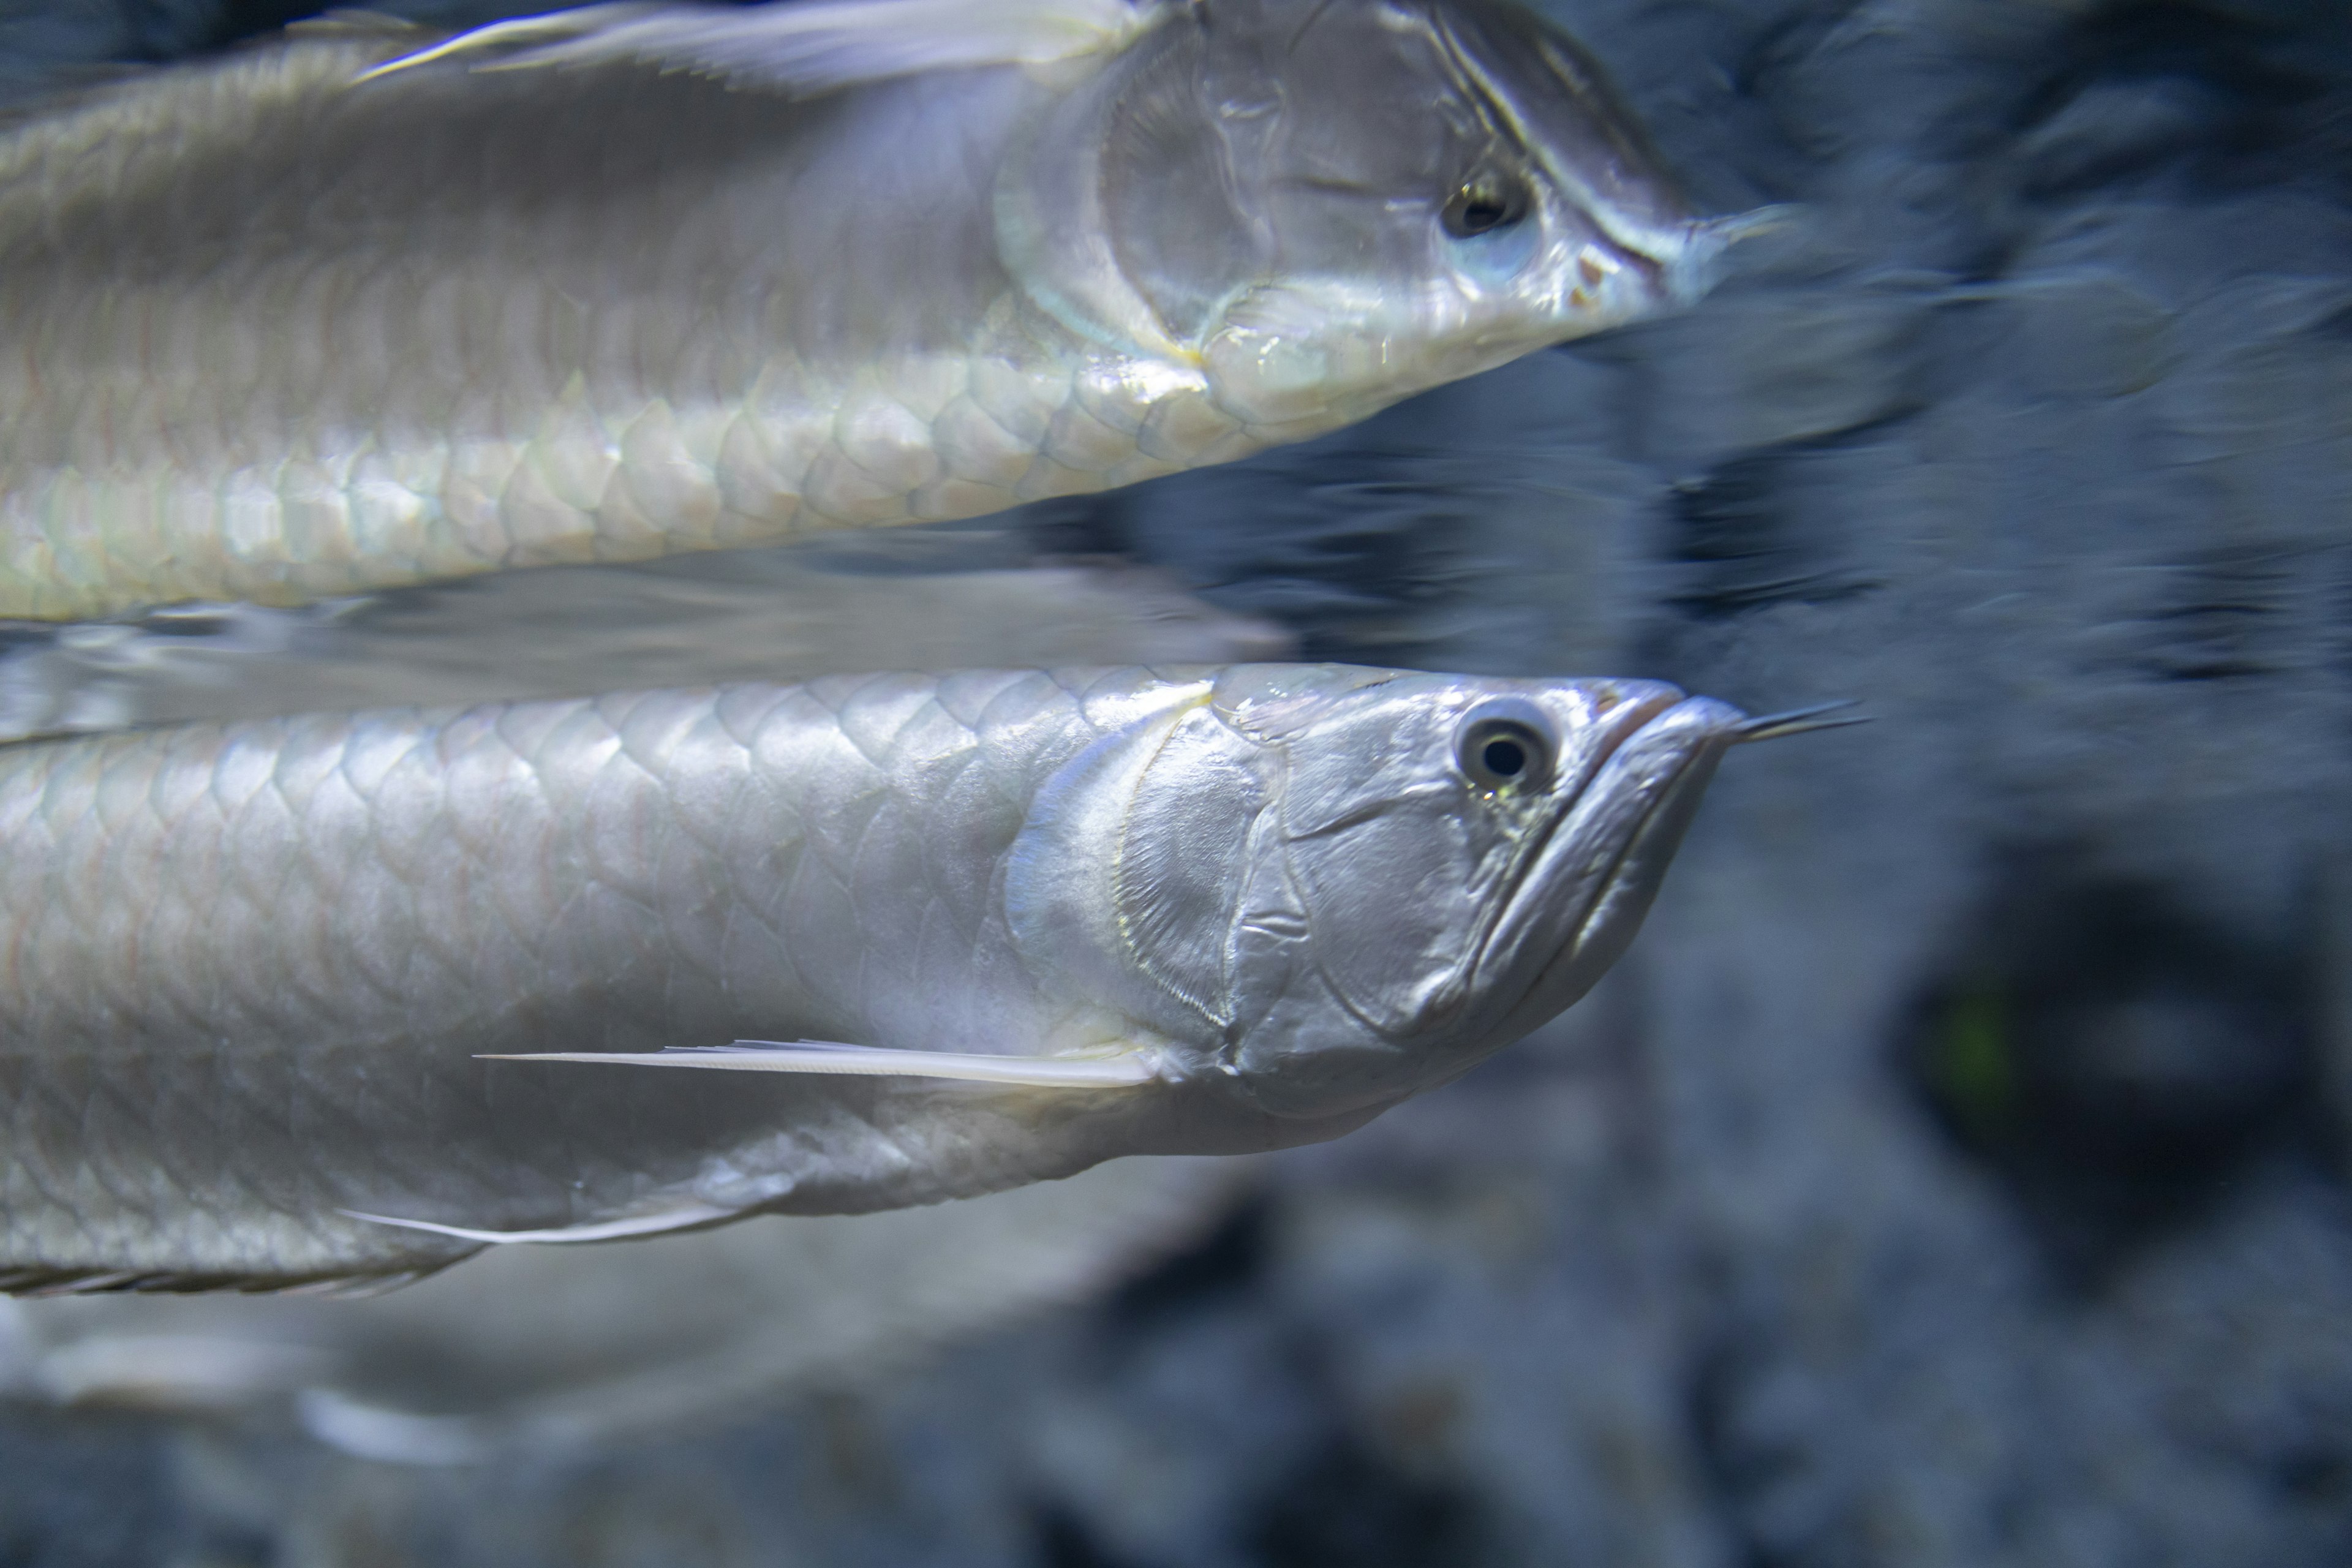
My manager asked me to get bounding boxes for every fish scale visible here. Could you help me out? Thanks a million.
[0,48,1095,616]
[0,672,1150,1285]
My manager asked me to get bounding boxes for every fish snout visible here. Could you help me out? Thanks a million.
[1663,204,1802,306]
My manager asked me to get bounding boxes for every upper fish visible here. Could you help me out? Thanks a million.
[0,0,1759,620]
[0,663,1754,1293]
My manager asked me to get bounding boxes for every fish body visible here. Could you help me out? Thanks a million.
[0,663,1744,1291]
[0,0,1750,620]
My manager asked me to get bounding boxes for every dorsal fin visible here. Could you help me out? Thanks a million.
[360,0,1170,97]
[285,8,431,39]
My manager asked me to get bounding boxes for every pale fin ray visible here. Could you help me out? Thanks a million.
[353,2,654,78]
[358,0,1164,95]
[338,1202,735,1246]
[480,1039,1161,1088]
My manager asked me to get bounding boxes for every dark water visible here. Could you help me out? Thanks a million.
[4,1,2352,1563]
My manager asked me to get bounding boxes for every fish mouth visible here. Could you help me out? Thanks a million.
[1566,206,1787,322]
[1660,206,1797,305]
[1468,694,1747,1044]
[1474,688,1681,940]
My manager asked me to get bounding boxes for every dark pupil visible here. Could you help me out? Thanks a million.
[1460,198,1509,233]
[1482,737,1527,778]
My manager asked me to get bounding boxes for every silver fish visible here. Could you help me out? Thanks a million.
[0,0,1758,620]
[0,1155,1245,1461]
[0,663,1759,1292]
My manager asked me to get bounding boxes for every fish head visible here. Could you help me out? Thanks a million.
[999,0,1771,432]
[1206,668,1745,1116]
[1006,666,1746,1122]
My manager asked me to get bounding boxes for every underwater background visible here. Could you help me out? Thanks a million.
[3,0,2351,1562]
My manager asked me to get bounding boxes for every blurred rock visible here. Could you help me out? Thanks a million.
[1903,872,2315,1282]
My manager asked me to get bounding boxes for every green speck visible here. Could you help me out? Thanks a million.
[1928,982,2018,1144]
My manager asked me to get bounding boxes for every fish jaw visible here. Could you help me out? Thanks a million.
[1184,190,1773,438]
[1204,685,1739,1124]
[1466,695,1749,1050]
[1199,674,1707,1120]
[1187,236,1659,435]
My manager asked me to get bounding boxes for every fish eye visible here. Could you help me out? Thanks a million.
[1442,174,1531,239]
[1456,703,1557,794]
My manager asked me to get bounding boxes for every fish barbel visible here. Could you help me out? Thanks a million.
[0,663,1755,1292]
[0,0,1760,620]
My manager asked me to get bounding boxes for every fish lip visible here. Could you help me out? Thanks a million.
[1467,695,1743,1033]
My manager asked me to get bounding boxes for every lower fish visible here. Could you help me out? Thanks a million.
[0,663,1784,1293]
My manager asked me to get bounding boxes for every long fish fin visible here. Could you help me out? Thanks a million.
[353,1,653,77]
[358,0,1166,94]
[0,1263,454,1298]
[2,1206,726,1294]
[338,1202,736,1246]
[480,1039,1163,1088]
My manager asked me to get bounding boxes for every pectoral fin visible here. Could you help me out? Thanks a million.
[338,1202,736,1246]
[478,1039,1161,1088]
